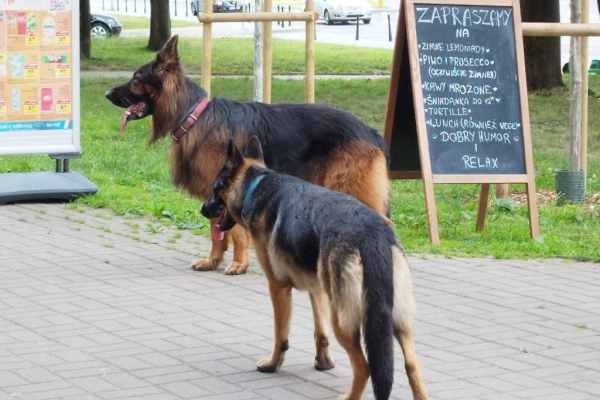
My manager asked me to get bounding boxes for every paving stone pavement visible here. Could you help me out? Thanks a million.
[1,203,599,400]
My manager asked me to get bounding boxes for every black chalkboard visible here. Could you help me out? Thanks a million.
[413,4,526,175]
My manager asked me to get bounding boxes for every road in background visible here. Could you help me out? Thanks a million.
[91,0,398,49]
[92,0,600,63]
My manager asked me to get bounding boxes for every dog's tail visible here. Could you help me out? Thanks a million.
[361,240,395,400]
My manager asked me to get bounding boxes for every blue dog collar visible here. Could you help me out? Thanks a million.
[242,174,265,212]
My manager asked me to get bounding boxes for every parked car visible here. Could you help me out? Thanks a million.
[313,0,373,24]
[91,13,122,39]
[562,59,600,73]
[191,0,244,15]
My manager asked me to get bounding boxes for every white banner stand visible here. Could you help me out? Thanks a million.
[0,0,96,204]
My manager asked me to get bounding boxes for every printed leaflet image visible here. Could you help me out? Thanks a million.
[11,88,19,112]
[41,88,52,111]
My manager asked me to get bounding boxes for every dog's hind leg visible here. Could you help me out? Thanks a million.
[391,246,428,400]
[330,312,369,400]
[309,291,334,371]
[257,278,292,373]
[191,219,228,271]
[224,224,250,275]
[395,327,427,400]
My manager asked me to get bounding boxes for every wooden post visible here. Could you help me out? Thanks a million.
[580,0,589,186]
[476,184,490,231]
[263,0,273,103]
[305,0,314,103]
[494,183,508,199]
[201,0,212,98]
[254,0,263,102]
[569,0,582,171]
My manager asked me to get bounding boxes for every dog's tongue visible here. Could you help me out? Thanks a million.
[119,103,144,132]
[210,219,225,242]
[120,109,129,132]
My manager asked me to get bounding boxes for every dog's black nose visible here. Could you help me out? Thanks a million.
[105,90,112,100]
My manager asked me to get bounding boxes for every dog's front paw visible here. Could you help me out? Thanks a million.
[190,257,221,271]
[337,394,359,400]
[224,261,248,275]
[314,355,335,371]
[257,356,284,373]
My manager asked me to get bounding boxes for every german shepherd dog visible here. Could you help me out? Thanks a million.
[105,36,391,275]
[200,136,428,400]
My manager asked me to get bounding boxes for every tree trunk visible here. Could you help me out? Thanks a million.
[253,0,263,102]
[520,0,564,90]
[147,0,171,51]
[80,0,91,59]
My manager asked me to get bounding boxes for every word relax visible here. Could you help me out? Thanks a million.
[462,155,499,169]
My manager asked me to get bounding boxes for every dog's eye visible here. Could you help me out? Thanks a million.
[213,179,224,192]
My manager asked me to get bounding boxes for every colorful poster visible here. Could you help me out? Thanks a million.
[0,0,78,154]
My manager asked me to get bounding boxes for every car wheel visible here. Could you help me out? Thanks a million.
[363,18,371,24]
[324,10,333,25]
[91,22,109,39]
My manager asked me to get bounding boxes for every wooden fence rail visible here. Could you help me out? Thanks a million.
[197,2,316,104]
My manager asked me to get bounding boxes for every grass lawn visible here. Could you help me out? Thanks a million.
[109,14,198,29]
[83,37,393,74]
[1,76,599,261]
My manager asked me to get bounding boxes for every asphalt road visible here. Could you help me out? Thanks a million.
[93,0,600,62]
[92,1,399,50]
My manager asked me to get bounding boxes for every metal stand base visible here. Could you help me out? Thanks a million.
[0,154,98,205]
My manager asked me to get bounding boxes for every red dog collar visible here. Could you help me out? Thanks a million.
[171,97,208,142]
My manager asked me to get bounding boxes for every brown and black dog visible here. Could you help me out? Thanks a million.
[200,136,428,400]
[105,35,391,275]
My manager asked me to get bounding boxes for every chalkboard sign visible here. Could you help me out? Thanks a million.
[382,0,538,244]
[413,4,525,175]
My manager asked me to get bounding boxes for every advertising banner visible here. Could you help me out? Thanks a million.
[0,0,80,155]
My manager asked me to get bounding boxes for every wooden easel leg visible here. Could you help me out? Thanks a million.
[476,183,490,231]
[526,182,539,239]
[422,177,439,245]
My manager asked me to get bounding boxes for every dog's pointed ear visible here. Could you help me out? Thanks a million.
[154,35,179,71]
[243,136,264,163]
[225,138,243,169]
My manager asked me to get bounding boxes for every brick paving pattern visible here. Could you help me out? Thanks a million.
[1,203,599,400]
